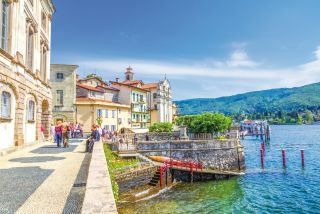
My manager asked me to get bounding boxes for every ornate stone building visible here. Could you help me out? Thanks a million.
[0,0,55,150]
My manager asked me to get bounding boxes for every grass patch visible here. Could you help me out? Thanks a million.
[103,143,139,201]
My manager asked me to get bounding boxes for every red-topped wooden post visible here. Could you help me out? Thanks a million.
[282,150,286,168]
[301,150,305,168]
[260,149,264,169]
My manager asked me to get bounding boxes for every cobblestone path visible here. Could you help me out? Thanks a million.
[0,139,90,214]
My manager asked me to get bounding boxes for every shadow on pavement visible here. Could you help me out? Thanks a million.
[30,145,77,154]
[9,156,65,163]
[62,152,92,214]
[0,167,54,213]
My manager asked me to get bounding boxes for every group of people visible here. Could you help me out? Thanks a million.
[51,121,83,148]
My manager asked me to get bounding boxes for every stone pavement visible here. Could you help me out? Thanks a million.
[0,139,90,214]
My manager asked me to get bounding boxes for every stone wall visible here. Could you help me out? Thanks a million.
[119,132,180,142]
[136,140,245,171]
[116,166,158,193]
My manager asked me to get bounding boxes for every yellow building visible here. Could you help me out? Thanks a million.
[75,76,131,132]
[76,98,130,133]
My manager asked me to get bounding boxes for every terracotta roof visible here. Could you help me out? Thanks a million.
[110,81,149,92]
[76,83,104,92]
[97,85,120,91]
[122,80,144,86]
[142,83,158,89]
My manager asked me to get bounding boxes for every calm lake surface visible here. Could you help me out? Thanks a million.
[119,125,320,214]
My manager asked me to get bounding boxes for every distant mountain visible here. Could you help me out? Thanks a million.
[176,82,320,116]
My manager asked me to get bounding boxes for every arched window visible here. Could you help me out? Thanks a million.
[0,0,9,51]
[1,91,11,118]
[27,100,35,121]
[26,26,34,70]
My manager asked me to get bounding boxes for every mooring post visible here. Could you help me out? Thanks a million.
[301,150,305,168]
[282,150,286,168]
[260,149,264,169]
[190,161,194,183]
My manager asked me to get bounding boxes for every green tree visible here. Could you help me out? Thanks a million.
[304,110,314,124]
[149,122,173,133]
[87,73,103,81]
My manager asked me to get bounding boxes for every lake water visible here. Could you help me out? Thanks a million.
[119,125,320,214]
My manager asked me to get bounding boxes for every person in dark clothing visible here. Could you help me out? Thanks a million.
[87,125,100,152]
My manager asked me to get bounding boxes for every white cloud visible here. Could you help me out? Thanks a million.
[75,46,320,99]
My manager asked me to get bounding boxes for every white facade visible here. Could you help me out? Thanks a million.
[0,0,54,150]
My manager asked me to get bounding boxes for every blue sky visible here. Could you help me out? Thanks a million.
[51,0,320,100]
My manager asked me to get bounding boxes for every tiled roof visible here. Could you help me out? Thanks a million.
[142,83,158,89]
[76,83,104,92]
[122,80,144,85]
[97,85,120,91]
[110,81,149,92]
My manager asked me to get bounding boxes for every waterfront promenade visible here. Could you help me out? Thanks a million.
[0,139,89,214]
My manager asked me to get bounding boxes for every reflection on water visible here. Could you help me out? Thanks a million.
[119,125,320,214]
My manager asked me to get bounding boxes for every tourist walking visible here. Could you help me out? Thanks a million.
[50,123,55,143]
[62,122,69,148]
[40,124,45,142]
[55,121,62,147]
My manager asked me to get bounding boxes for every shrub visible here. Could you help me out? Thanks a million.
[149,122,173,133]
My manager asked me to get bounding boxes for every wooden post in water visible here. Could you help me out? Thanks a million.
[260,149,264,169]
[301,150,305,168]
[282,150,286,168]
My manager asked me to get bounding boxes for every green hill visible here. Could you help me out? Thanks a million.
[176,82,320,118]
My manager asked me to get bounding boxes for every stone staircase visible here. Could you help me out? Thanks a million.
[148,168,161,187]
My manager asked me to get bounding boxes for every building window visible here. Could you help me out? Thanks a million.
[28,0,33,6]
[26,26,35,70]
[153,93,157,99]
[132,93,136,102]
[90,91,96,97]
[104,125,110,131]
[112,110,115,118]
[154,104,158,110]
[40,45,48,81]
[97,109,103,117]
[1,91,11,118]
[133,114,136,119]
[118,109,121,114]
[140,95,143,102]
[41,12,47,31]
[27,100,35,121]
[111,125,116,131]
[56,73,64,79]
[105,109,108,118]
[56,90,63,106]
[136,94,139,102]
[0,1,9,51]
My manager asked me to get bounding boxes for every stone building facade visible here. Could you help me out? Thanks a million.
[50,64,77,123]
[0,0,55,150]
[110,67,151,132]
[143,78,173,124]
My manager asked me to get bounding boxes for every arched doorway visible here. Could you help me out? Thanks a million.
[41,100,50,138]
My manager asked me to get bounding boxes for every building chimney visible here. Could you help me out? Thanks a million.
[116,77,119,82]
